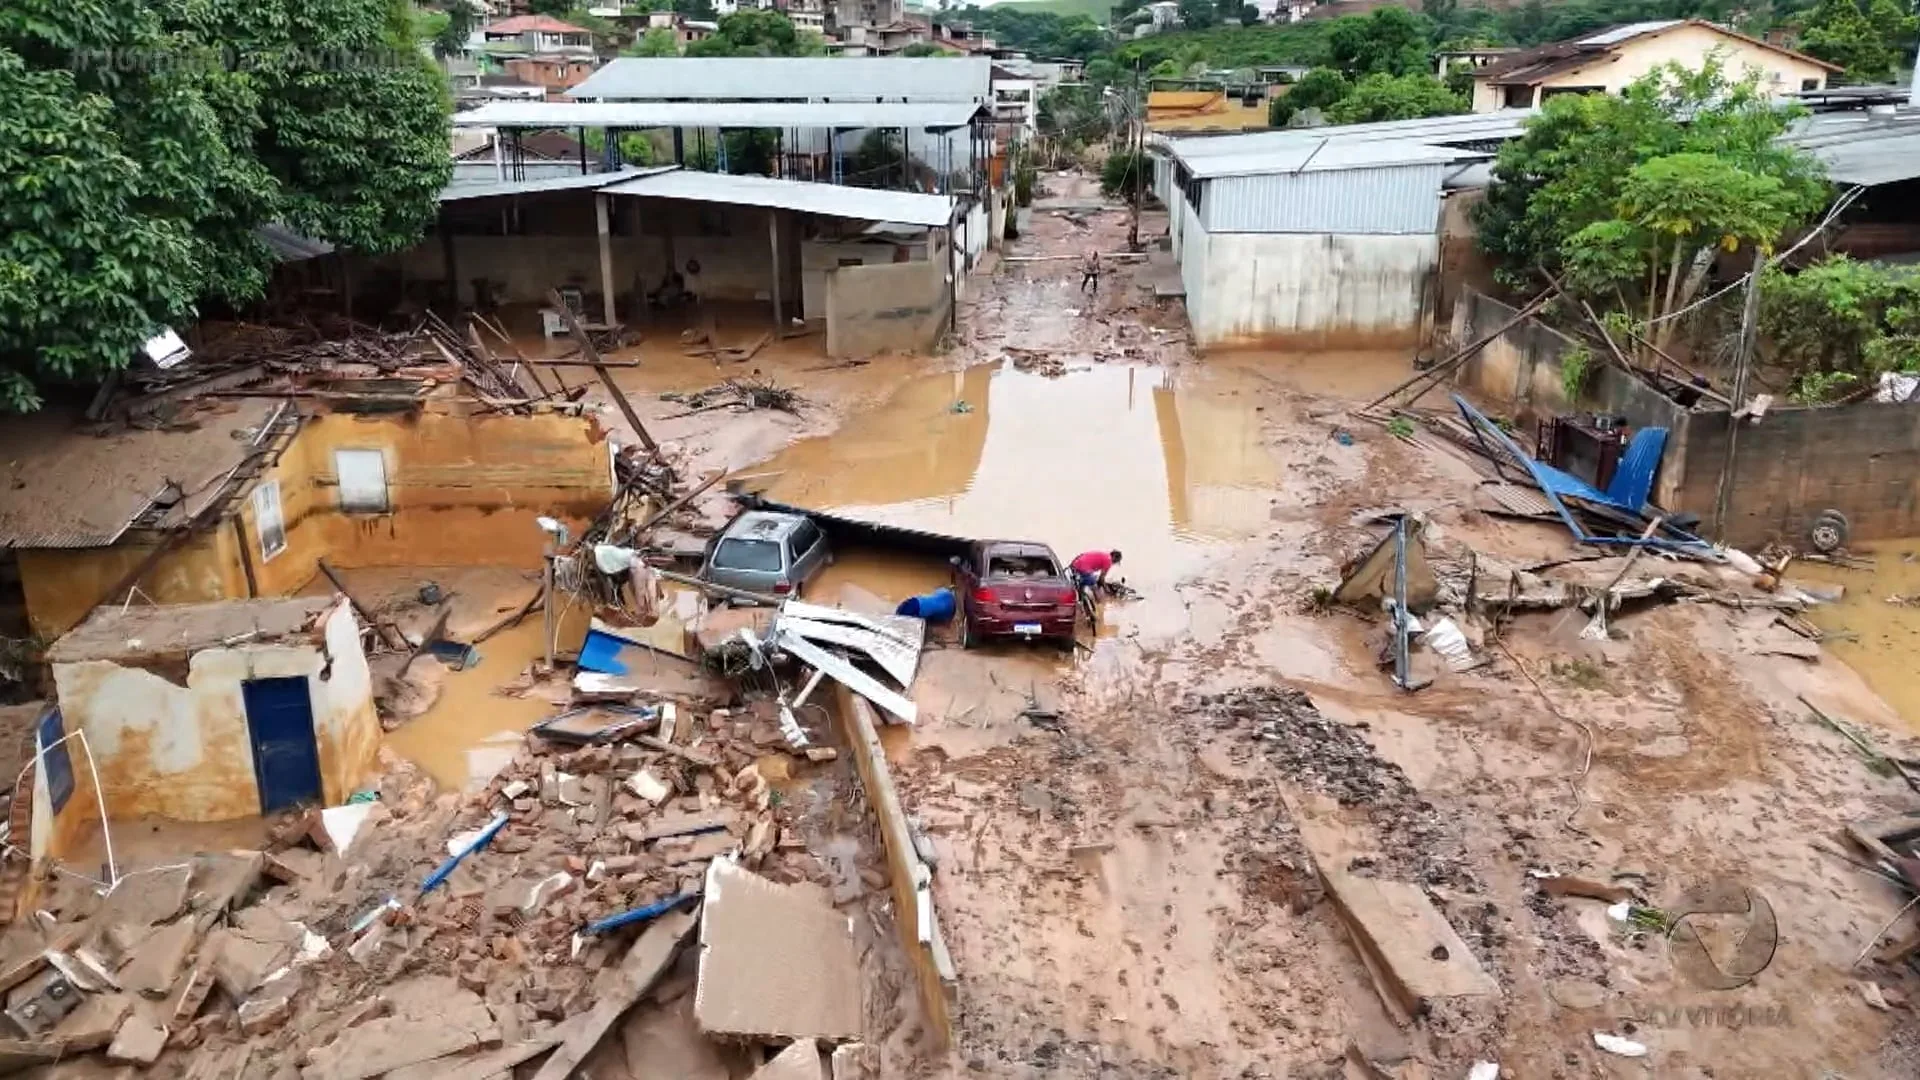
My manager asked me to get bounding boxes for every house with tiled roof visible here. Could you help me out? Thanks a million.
[1470,18,1839,112]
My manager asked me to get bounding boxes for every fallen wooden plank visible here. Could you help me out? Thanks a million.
[529,906,700,1080]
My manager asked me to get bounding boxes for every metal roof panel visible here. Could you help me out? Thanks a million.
[452,100,985,131]
[603,170,955,227]
[568,57,991,102]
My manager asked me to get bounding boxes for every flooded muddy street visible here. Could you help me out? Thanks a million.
[352,188,1920,1078]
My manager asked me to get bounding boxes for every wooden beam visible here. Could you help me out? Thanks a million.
[547,289,658,454]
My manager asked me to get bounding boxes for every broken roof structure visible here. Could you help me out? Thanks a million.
[0,400,285,550]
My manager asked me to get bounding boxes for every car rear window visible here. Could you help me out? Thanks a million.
[987,553,1059,578]
[713,538,784,572]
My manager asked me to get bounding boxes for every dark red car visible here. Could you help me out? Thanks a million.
[950,540,1079,648]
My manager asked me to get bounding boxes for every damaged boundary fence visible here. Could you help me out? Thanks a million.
[832,683,957,1049]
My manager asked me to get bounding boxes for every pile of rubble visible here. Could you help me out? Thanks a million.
[0,700,876,1079]
[1192,687,1477,893]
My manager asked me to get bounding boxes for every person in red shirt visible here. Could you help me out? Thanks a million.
[1069,549,1122,606]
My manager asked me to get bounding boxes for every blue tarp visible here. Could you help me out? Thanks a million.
[1452,394,1712,554]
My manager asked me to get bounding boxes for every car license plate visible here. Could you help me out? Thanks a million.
[1015,623,1042,636]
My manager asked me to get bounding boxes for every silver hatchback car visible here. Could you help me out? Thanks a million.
[701,510,832,599]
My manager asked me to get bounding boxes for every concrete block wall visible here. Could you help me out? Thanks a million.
[1450,288,1920,548]
[1191,232,1437,349]
[823,257,949,358]
[1676,403,1920,549]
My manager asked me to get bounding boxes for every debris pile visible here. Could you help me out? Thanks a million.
[1192,687,1478,892]
[0,698,872,1077]
[661,378,806,418]
[1006,347,1066,378]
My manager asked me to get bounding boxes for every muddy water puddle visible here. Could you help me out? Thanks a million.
[755,360,1282,641]
[1796,539,1920,731]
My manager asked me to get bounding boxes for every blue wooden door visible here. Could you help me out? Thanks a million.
[241,677,323,813]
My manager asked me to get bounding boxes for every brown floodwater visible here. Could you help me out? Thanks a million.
[755,360,1279,617]
[1795,539,1920,732]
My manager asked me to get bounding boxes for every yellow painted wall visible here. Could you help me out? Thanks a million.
[19,405,612,638]
[1148,94,1270,132]
[18,528,247,641]
[39,600,380,839]
[239,406,612,590]
[1474,25,1831,111]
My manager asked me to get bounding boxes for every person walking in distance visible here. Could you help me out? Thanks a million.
[1079,248,1102,294]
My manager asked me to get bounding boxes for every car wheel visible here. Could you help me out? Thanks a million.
[1809,509,1850,554]
[959,616,974,650]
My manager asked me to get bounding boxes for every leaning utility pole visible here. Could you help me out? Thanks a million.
[1128,59,1144,251]
[1710,259,1764,539]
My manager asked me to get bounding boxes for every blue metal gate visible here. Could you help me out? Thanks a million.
[240,677,323,813]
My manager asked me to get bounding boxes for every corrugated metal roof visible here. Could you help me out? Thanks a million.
[0,400,281,549]
[1787,122,1920,186]
[604,170,955,227]
[438,166,671,203]
[1201,163,1450,234]
[1164,111,1536,162]
[1185,140,1480,179]
[1578,20,1681,45]
[452,100,984,131]
[568,57,991,103]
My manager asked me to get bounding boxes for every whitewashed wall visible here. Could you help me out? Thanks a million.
[1187,232,1437,347]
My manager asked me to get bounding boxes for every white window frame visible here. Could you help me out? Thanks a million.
[251,480,287,562]
[333,449,390,513]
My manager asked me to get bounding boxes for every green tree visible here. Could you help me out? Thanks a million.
[1178,0,1220,30]
[1799,0,1918,84]
[1759,256,1920,400]
[686,9,822,55]
[900,42,956,56]
[1268,66,1349,124]
[1101,148,1145,198]
[432,3,479,59]
[1442,59,1476,98]
[1083,56,1120,85]
[625,26,680,55]
[1239,3,1261,26]
[1324,72,1467,123]
[1327,7,1434,78]
[1476,61,1826,354]
[0,0,448,411]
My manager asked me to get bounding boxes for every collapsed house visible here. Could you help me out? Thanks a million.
[0,330,617,640]
[34,597,380,858]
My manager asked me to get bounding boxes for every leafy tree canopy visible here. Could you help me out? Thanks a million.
[1759,255,1920,401]
[947,7,1108,59]
[624,25,680,55]
[1324,71,1468,122]
[1798,0,1918,84]
[1267,66,1348,124]
[1475,61,1827,354]
[899,41,959,55]
[1112,21,1332,70]
[1178,0,1220,31]
[685,9,824,55]
[0,0,450,411]
[1328,7,1434,77]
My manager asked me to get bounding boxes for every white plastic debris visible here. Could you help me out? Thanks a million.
[1606,900,1632,922]
[625,769,670,804]
[320,803,375,856]
[1593,1032,1648,1057]
[1724,548,1764,576]
[1468,1064,1500,1080]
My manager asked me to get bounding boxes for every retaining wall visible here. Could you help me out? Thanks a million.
[824,257,950,358]
[1449,287,1920,548]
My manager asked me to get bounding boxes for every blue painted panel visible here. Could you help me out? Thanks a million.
[37,708,73,814]
[1605,427,1667,511]
[241,677,323,813]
